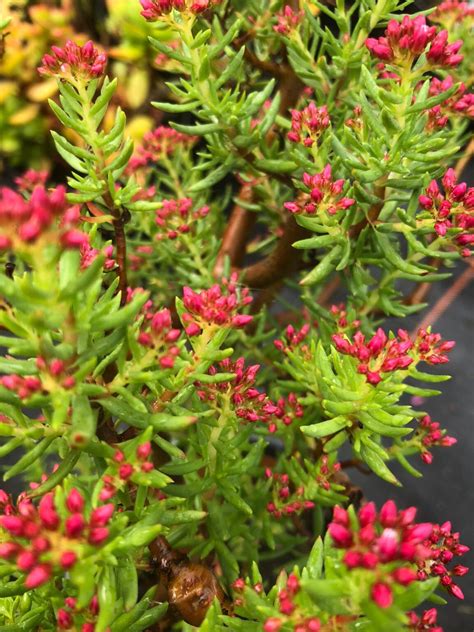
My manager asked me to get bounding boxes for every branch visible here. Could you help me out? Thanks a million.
[213,185,256,277]
[242,214,307,288]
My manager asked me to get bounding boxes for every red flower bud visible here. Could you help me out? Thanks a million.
[371,582,393,608]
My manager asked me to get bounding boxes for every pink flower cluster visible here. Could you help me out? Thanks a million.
[140,0,221,20]
[197,358,269,421]
[0,375,42,400]
[0,185,88,253]
[57,595,99,631]
[284,166,355,216]
[329,501,440,608]
[263,575,321,631]
[274,323,311,355]
[273,6,304,36]
[288,103,330,147]
[0,489,114,589]
[197,358,305,432]
[330,303,361,332]
[315,454,341,491]
[155,198,209,240]
[80,243,115,271]
[419,169,474,256]
[128,126,197,171]
[332,327,454,385]
[265,468,315,520]
[137,308,181,369]
[265,392,305,433]
[181,276,253,336]
[417,520,469,600]
[100,442,154,500]
[415,415,457,465]
[430,0,474,26]
[425,76,474,129]
[366,16,463,68]
[414,328,456,364]
[407,608,442,632]
[15,169,49,194]
[39,40,107,80]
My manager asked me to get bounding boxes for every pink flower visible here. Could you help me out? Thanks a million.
[140,0,221,20]
[181,275,253,333]
[128,127,197,172]
[25,563,52,588]
[66,489,85,513]
[263,618,282,632]
[0,487,116,586]
[0,185,88,253]
[419,170,473,256]
[39,40,107,80]
[366,16,463,68]
[288,103,330,147]
[285,165,354,216]
[332,327,415,384]
[371,582,393,608]
[274,5,304,35]
[153,198,210,241]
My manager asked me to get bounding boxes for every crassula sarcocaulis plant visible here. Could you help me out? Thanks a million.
[0,0,473,630]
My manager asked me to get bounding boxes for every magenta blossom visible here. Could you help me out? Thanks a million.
[39,40,107,80]
[366,16,463,68]
[284,165,355,216]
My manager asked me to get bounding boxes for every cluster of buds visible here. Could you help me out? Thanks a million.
[100,442,154,500]
[332,327,454,385]
[425,76,474,129]
[407,608,442,632]
[288,103,330,147]
[366,16,463,68]
[414,328,456,364]
[57,595,99,631]
[329,501,432,608]
[80,243,115,271]
[197,358,269,423]
[39,40,107,80]
[330,303,361,333]
[345,105,364,130]
[332,327,413,385]
[0,489,114,588]
[265,393,305,433]
[273,5,304,35]
[419,169,473,256]
[129,245,154,271]
[155,198,209,240]
[417,521,469,599]
[274,323,311,355]
[315,455,342,491]
[265,468,315,519]
[0,374,42,400]
[414,415,457,464]
[197,359,304,432]
[263,575,321,631]
[14,170,49,194]
[137,308,181,369]
[181,275,253,336]
[36,356,76,390]
[284,166,355,216]
[0,185,88,253]
[128,126,197,171]
[429,0,474,28]
[140,0,221,20]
